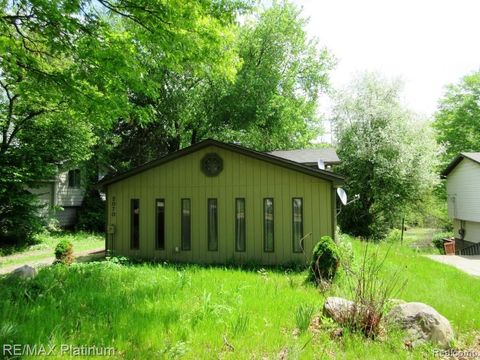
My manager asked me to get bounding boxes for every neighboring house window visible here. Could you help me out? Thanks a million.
[235,198,246,252]
[131,199,140,250]
[155,199,165,250]
[181,199,191,250]
[292,198,303,253]
[68,169,81,188]
[264,198,274,252]
[208,199,218,251]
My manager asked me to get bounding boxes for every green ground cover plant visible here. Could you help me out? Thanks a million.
[0,232,478,359]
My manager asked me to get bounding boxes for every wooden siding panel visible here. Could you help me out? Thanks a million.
[106,145,334,265]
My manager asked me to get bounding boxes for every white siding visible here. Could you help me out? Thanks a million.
[30,182,54,217]
[55,207,78,227]
[453,219,480,244]
[55,171,84,207]
[446,159,480,222]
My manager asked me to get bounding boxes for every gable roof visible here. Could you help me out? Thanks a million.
[441,152,480,177]
[98,139,344,187]
[267,148,340,165]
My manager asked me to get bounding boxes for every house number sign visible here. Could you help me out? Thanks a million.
[111,196,116,217]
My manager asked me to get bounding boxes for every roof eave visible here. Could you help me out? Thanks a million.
[97,139,344,188]
[441,152,480,177]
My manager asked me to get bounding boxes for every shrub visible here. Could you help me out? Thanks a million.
[337,235,354,269]
[385,228,402,243]
[344,244,407,338]
[54,240,74,265]
[76,189,105,232]
[432,231,453,254]
[307,236,340,284]
[0,188,44,246]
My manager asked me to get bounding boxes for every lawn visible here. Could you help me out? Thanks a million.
[0,232,104,270]
[0,233,479,359]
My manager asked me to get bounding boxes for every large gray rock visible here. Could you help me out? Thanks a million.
[323,297,355,325]
[386,302,454,348]
[10,265,37,279]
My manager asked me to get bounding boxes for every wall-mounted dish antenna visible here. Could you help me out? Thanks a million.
[317,159,325,170]
[337,188,347,206]
[336,189,360,216]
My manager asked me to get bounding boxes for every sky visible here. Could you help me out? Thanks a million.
[290,0,480,117]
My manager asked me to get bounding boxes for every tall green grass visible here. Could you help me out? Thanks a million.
[0,234,478,359]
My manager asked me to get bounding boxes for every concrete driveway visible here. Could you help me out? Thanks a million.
[426,255,480,277]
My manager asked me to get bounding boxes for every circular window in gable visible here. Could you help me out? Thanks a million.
[201,153,223,177]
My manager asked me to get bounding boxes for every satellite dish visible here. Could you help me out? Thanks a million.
[317,159,325,170]
[337,188,347,206]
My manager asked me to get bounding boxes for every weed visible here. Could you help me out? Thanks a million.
[295,304,316,332]
[230,312,249,337]
[343,244,407,338]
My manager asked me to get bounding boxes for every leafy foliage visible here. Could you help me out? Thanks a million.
[0,0,250,241]
[54,239,74,265]
[0,187,44,245]
[307,236,340,284]
[332,73,439,239]
[434,71,480,165]
[105,1,334,173]
[432,231,453,254]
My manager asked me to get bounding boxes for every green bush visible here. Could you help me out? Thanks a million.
[432,231,453,254]
[76,189,105,232]
[385,228,402,243]
[0,188,44,246]
[54,239,74,265]
[307,236,340,284]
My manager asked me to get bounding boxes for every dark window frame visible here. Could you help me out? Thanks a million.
[207,198,218,251]
[130,199,140,250]
[155,199,165,250]
[235,198,246,252]
[181,198,191,251]
[292,197,304,253]
[263,198,274,253]
[68,169,81,188]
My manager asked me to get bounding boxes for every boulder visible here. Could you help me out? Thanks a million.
[385,302,454,348]
[10,265,37,279]
[323,297,354,325]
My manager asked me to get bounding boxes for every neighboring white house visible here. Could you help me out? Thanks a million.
[30,169,85,227]
[442,152,480,254]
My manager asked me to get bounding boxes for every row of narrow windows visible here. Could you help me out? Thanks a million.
[130,198,304,253]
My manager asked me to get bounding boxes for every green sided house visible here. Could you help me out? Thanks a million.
[98,139,344,265]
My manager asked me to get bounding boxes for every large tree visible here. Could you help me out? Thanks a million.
[434,71,480,165]
[107,0,334,173]
[0,0,249,242]
[332,73,439,239]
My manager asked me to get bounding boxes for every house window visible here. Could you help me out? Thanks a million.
[235,198,246,252]
[155,199,165,250]
[208,199,218,251]
[68,169,81,188]
[292,198,303,253]
[263,198,274,252]
[181,199,191,250]
[131,199,140,250]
